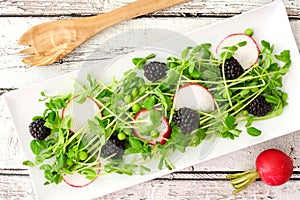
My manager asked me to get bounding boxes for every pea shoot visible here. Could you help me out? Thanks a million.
[23,30,291,187]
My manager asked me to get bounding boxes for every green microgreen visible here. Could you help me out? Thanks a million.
[24,35,291,185]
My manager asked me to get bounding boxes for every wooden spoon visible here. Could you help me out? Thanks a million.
[18,0,190,66]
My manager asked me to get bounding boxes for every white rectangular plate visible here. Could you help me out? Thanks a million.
[3,1,300,199]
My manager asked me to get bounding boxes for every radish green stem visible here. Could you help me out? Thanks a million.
[226,169,259,194]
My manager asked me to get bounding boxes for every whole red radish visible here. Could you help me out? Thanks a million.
[226,149,293,194]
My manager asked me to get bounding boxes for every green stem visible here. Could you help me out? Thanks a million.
[94,98,128,125]
[221,52,233,107]
[226,169,259,194]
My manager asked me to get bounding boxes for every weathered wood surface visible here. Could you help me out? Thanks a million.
[1,17,300,88]
[1,0,300,18]
[1,0,300,199]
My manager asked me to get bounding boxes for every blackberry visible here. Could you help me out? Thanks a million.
[219,57,244,80]
[246,95,272,116]
[173,107,199,133]
[144,61,168,82]
[29,119,51,140]
[102,135,125,159]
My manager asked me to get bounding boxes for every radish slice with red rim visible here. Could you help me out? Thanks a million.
[61,96,101,133]
[133,109,171,145]
[174,83,215,112]
[216,33,260,69]
[63,168,100,188]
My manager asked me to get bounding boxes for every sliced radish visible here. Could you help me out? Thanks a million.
[62,96,101,133]
[174,83,215,112]
[133,109,171,145]
[63,168,100,188]
[216,33,260,69]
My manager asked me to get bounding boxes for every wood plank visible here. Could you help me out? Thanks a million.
[0,174,35,199]
[1,2,300,198]
[1,16,219,88]
[0,17,300,88]
[97,179,300,199]
[1,0,300,18]
[0,170,300,200]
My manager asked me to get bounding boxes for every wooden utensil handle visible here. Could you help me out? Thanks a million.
[90,0,190,33]
[108,0,189,19]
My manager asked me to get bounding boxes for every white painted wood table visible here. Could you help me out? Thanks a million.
[1,0,300,199]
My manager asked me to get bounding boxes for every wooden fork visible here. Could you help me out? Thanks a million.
[18,0,190,66]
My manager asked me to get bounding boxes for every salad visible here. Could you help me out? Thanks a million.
[23,29,291,187]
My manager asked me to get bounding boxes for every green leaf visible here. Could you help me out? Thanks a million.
[34,155,44,165]
[266,95,279,104]
[247,127,262,136]
[143,96,156,110]
[158,157,164,170]
[45,101,55,110]
[132,58,144,65]
[81,169,97,180]
[229,129,242,137]
[46,111,58,124]
[67,149,75,158]
[23,160,34,167]
[164,158,174,170]
[181,47,193,59]
[282,92,288,101]
[238,41,247,47]
[149,110,161,128]
[221,51,233,60]
[97,89,107,99]
[132,54,156,69]
[188,61,196,74]
[153,88,169,115]
[44,170,54,181]
[40,164,52,170]
[279,67,290,75]
[41,151,53,159]
[32,116,43,121]
[43,181,51,185]
[30,140,42,155]
[224,115,236,129]
[55,98,67,109]
[40,91,46,97]
[240,89,250,97]
[245,116,254,127]
[275,50,291,63]
[190,69,201,78]
[160,69,180,88]
[53,174,63,184]
[228,46,238,51]
[140,166,151,175]
[175,145,186,153]
[261,40,271,49]
[201,43,212,50]
[76,95,87,104]
[129,137,143,150]
[61,115,71,129]
[125,147,140,154]
[190,129,206,146]
[146,54,156,60]
[264,56,271,69]
[57,153,66,168]
[126,72,137,80]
